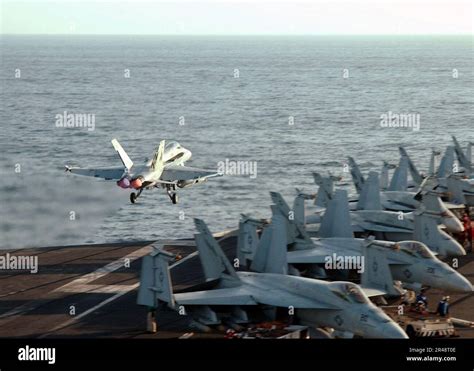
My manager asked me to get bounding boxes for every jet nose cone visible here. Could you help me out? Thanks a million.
[381,322,409,339]
[446,274,473,293]
[443,217,464,234]
[443,240,466,257]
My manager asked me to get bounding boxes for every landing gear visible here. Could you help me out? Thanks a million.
[130,189,143,204]
[171,193,178,204]
[166,185,178,204]
[168,191,178,204]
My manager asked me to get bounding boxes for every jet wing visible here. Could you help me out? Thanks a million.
[174,287,258,306]
[161,165,221,182]
[66,166,125,180]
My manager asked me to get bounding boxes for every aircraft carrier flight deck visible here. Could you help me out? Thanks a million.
[0,231,473,339]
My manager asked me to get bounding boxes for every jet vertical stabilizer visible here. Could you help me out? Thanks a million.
[361,242,403,297]
[111,138,134,170]
[348,157,365,194]
[437,146,455,178]
[237,217,260,264]
[137,248,176,308]
[357,171,382,211]
[313,172,335,207]
[388,156,408,191]
[452,135,472,175]
[320,189,354,238]
[194,218,240,281]
[398,146,424,186]
[251,214,288,274]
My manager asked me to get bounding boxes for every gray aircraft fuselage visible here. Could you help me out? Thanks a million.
[117,142,192,189]
[207,272,408,339]
[291,238,472,293]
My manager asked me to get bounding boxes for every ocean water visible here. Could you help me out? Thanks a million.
[1,35,472,249]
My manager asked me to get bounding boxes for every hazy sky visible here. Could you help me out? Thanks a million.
[1,0,472,35]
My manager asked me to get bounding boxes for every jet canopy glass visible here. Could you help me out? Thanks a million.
[165,141,181,151]
[331,282,368,304]
[398,241,435,259]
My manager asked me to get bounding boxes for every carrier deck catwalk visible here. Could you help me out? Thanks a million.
[0,231,473,339]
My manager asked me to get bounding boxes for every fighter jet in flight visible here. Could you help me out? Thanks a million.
[237,191,472,296]
[65,139,221,204]
[137,218,408,338]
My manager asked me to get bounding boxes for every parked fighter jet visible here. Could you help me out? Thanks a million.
[294,172,344,216]
[296,160,421,214]
[347,156,421,211]
[238,191,472,296]
[400,145,474,206]
[300,173,465,256]
[346,172,462,238]
[65,139,221,204]
[137,218,408,338]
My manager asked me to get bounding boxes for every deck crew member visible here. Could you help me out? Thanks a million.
[436,296,450,317]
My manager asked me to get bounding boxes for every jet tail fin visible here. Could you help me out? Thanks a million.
[398,146,423,185]
[111,138,133,170]
[312,172,334,207]
[452,136,471,174]
[380,161,395,191]
[151,140,166,174]
[250,214,288,274]
[292,193,306,226]
[237,216,260,265]
[193,218,240,281]
[446,175,467,204]
[357,171,382,210]
[137,248,176,309]
[320,189,354,238]
[270,192,310,244]
[361,242,403,297]
[437,146,455,178]
[388,155,408,191]
[348,157,365,194]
